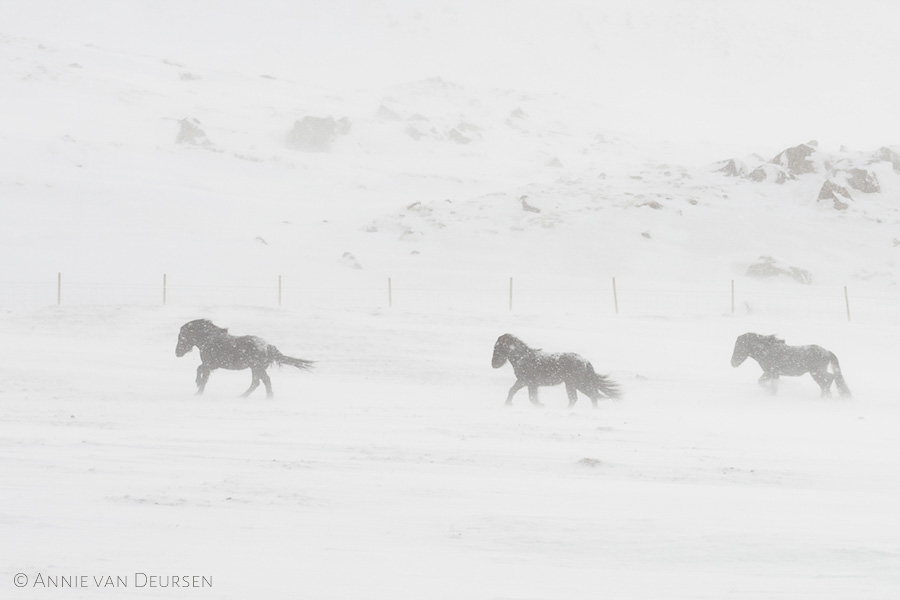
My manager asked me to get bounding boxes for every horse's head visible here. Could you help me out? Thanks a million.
[730,334,751,367]
[492,334,520,368]
[176,319,221,357]
[732,332,779,367]
[175,321,198,357]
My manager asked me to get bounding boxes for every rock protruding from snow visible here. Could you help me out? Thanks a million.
[770,141,819,177]
[447,128,472,144]
[520,195,541,213]
[715,141,823,183]
[817,180,853,210]
[746,256,812,284]
[403,117,482,144]
[846,168,880,193]
[717,159,746,177]
[341,252,362,269]
[506,107,527,129]
[286,116,351,152]
[715,141,900,204]
[748,163,790,184]
[375,104,402,121]
[714,153,765,178]
[875,147,900,173]
[176,117,211,146]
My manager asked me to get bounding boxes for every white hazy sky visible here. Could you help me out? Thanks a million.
[6,0,900,149]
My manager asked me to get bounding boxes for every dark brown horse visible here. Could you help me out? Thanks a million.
[731,332,850,397]
[176,319,313,397]
[491,334,621,407]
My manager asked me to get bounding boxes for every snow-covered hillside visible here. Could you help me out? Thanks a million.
[4,0,900,292]
[3,2,900,598]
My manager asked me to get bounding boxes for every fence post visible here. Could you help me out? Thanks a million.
[57,272,61,305]
[612,277,619,314]
[509,277,513,312]
[844,286,851,322]
[278,275,282,307]
[731,279,735,315]
[388,277,392,308]
[163,273,167,305]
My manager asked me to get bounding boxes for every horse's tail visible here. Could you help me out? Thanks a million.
[594,373,622,400]
[829,352,851,397]
[270,346,315,371]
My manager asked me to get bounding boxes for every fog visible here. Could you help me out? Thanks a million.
[7,0,900,150]
[3,2,900,598]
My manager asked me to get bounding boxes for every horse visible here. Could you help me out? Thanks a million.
[491,333,621,407]
[175,319,314,397]
[730,332,850,397]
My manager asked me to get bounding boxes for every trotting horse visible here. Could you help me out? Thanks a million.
[175,319,314,397]
[731,332,850,397]
[491,333,621,407]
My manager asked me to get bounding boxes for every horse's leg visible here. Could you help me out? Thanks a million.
[565,381,579,408]
[824,370,835,394]
[241,368,261,397]
[527,385,543,407]
[505,380,526,406]
[758,373,778,395]
[575,379,602,408]
[583,388,602,408]
[195,365,211,395]
[259,368,273,398]
[811,369,834,397]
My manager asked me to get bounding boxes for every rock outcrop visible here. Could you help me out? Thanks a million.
[846,168,880,193]
[817,181,852,210]
[176,117,211,146]
[715,141,898,205]
[746,256,812,284]
[286,116,351,151]
[770,141,819,177]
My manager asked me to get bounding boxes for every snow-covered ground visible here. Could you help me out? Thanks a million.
[3,305,899,598]
[3,1,900,598]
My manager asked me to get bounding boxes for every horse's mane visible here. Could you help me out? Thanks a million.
[499,333,537,351]
[742,332,784,346]
[193,319,229,334]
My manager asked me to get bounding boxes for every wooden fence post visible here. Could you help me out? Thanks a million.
[57,272,61,305]
[844,286,851,322]
[731,279,735,315]
[612,277,619,315]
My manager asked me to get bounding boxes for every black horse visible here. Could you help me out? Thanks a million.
[491,333,621,407]
[175,319,314,397]
[731,332,850,397]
